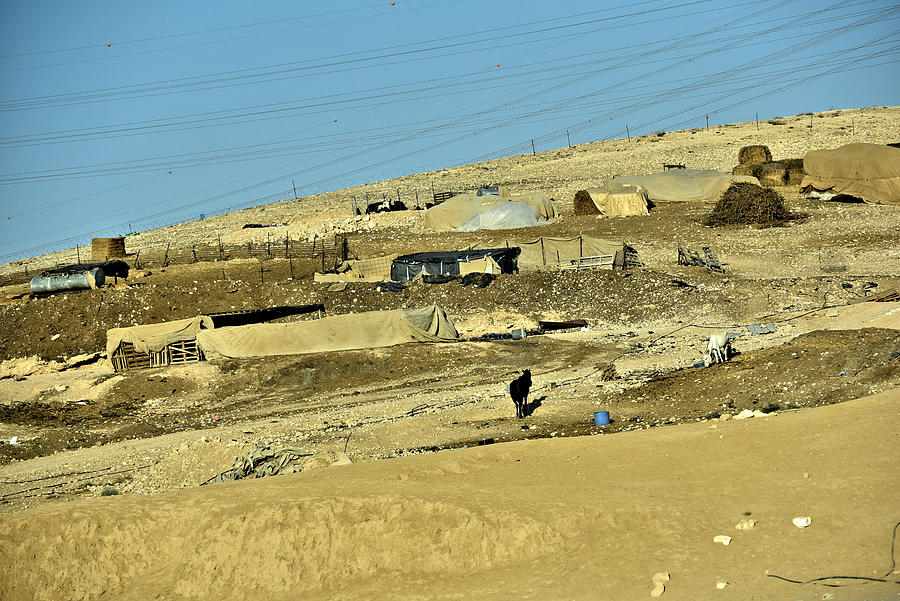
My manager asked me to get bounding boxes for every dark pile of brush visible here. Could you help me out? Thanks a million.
[573,190,600,215]
[704,182,805,227]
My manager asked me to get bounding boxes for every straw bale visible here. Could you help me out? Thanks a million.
[704,182,803,227]
[757,161,788,187]
[737,145,772,165]
[782,158,806,185]
[573,190,600,215]
[732,163,762,178]
[91,237,126,261]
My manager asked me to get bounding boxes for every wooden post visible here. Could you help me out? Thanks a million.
[285,234,290,259]
[531,139,536,155]
[626,124,631,142]
[191,245,197,263]
[540,238,546,266]
[567,129,571,148]
[706,114,709,131]
[415,189,419,209]
[756,112,759,130]
[76,244,81,265]
[218,233,224,261]
[134,250,141,269]
[266,232,271,259]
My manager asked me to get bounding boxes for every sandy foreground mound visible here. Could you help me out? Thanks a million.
[1,390,897,601]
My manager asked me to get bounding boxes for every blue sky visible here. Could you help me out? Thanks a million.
[1,0,897,261]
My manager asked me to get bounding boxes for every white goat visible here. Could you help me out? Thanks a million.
[703,332,732,366]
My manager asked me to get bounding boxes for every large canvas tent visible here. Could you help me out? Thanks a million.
[197,306,458,358]
[613,169,759,202]
[575,184,649,216]
[801,143,900,205]
[107,305,324,370]
[108,305,457,366]
[457,202,543,231]
[509,236,640,270]
[423,193,557,231]
[390,248,520,281]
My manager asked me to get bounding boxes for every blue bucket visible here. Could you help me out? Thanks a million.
[594,411,610,426]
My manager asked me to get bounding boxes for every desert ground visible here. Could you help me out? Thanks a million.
[0,106,898,600]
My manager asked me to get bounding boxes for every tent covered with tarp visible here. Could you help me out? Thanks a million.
[575,183,649,216]
[391,248,520,281]
[423,193,557,231]
[801,143,900,205]
[197,306,458,358]
[457,202,543,231]
[508,236,640,270]
[107,316,215,359]
[613,170,759,202]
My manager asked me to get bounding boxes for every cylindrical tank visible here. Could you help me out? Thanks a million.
[30,268,105,294]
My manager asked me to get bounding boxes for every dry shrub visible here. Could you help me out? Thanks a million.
[782,158,806,185]
[573,190,600,215]
[705,183,804,227]
[738,145,772,165]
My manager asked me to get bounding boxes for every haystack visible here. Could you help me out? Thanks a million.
[757,161,788,187]
[738,145,772,165]
[91,237,125,261]
[732,163,762,178]
[782,158,806,185]
[704,182,802,227]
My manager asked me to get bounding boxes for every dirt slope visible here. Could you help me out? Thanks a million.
[1,389,897,601]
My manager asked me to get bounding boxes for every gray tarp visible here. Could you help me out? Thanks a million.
[196,305,458,358]
[801,143,900,205]
[613,169,760,202]
[456,202,545,231]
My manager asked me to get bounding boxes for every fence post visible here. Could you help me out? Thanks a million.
[266,232,271,259]
[342,235,349,263]
[163,243,170,267]
[415,189,419,209]
[191,245,197,263]
[134,250,141,269]
[218,233,224,261]
[76,244,81,265]
[531,139,535,155]
[285,234,290,259]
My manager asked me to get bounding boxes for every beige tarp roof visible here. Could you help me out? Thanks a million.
[424,193,557,231]
[613,170,759,202]
[801,143,900,205]
[106,316,215,357]
[583,183,649,216]
[509,236,626,267]
[196,305,458,358]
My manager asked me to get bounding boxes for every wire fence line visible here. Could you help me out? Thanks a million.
[0,234,350,288]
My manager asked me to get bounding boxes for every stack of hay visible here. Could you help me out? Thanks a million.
[91,237,126,261]
[732,145,805,187]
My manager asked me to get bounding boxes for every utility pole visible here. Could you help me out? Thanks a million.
[291,179,298,199]
[531,139,536,155]
[566,129,571,148]
[626,124,631,142]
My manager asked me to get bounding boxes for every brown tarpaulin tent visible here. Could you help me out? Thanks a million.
[196,305,458,358]
[613,170,760,202]
[801,143,900,205]
[423,193,558,231]
[106,316,215,358]
[579,183,649,216]
[509,236,631,268]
